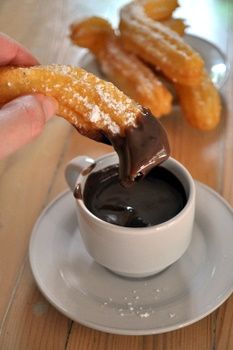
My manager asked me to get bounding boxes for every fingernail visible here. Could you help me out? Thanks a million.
[41,96,58,121]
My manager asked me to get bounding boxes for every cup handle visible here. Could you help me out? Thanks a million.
[65,156,95,191]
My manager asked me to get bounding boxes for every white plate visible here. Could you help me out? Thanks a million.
[78,34,230,90]
[29,182,233,335]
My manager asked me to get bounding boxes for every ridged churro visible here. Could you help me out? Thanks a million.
[175,70,221,130]
[119,1,204,85]
[0,64,170,183]
[70,17,173,117]
[0,65,142,138]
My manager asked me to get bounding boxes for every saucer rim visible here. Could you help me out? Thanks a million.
[29,181,233,335]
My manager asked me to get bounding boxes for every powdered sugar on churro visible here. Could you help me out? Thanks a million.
[89,105,100,122]
[95,83,136,126]
[48,65,139,132]
[89,104,120,134]
[2,64,141,136]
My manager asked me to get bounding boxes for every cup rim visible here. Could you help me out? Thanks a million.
[75,153,196,233]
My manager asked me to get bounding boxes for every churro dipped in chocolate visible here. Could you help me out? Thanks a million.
[70,17,173,117]
[0,65,170,185]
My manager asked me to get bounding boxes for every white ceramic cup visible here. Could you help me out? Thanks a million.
[65,152,196,278]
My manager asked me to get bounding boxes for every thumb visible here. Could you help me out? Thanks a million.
[0,94,58,159]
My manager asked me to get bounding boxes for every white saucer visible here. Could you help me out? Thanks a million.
[78,34,229,90]
[29,182,233,335]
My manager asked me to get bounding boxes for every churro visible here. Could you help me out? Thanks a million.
[0,64,170,183]
[136,0,179,21]
[119,1,204,85]
[137,0,186,35]
[70,17,173,117]
[175,70,221,130]
[162,18,186,36]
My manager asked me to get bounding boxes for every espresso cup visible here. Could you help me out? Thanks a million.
[65,152,196,278]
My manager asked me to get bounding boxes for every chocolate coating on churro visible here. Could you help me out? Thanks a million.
[108,107,170,186]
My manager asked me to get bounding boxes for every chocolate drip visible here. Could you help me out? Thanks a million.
[73,184,82,199]
[108,107,170,186]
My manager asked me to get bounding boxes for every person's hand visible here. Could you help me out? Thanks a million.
[0,32,58,159]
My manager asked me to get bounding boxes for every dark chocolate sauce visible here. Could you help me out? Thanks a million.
[83,165,187,227]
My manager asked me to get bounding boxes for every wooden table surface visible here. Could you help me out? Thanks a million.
[0,0,232,349]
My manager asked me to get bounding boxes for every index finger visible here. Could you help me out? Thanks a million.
[0,32,39,66]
